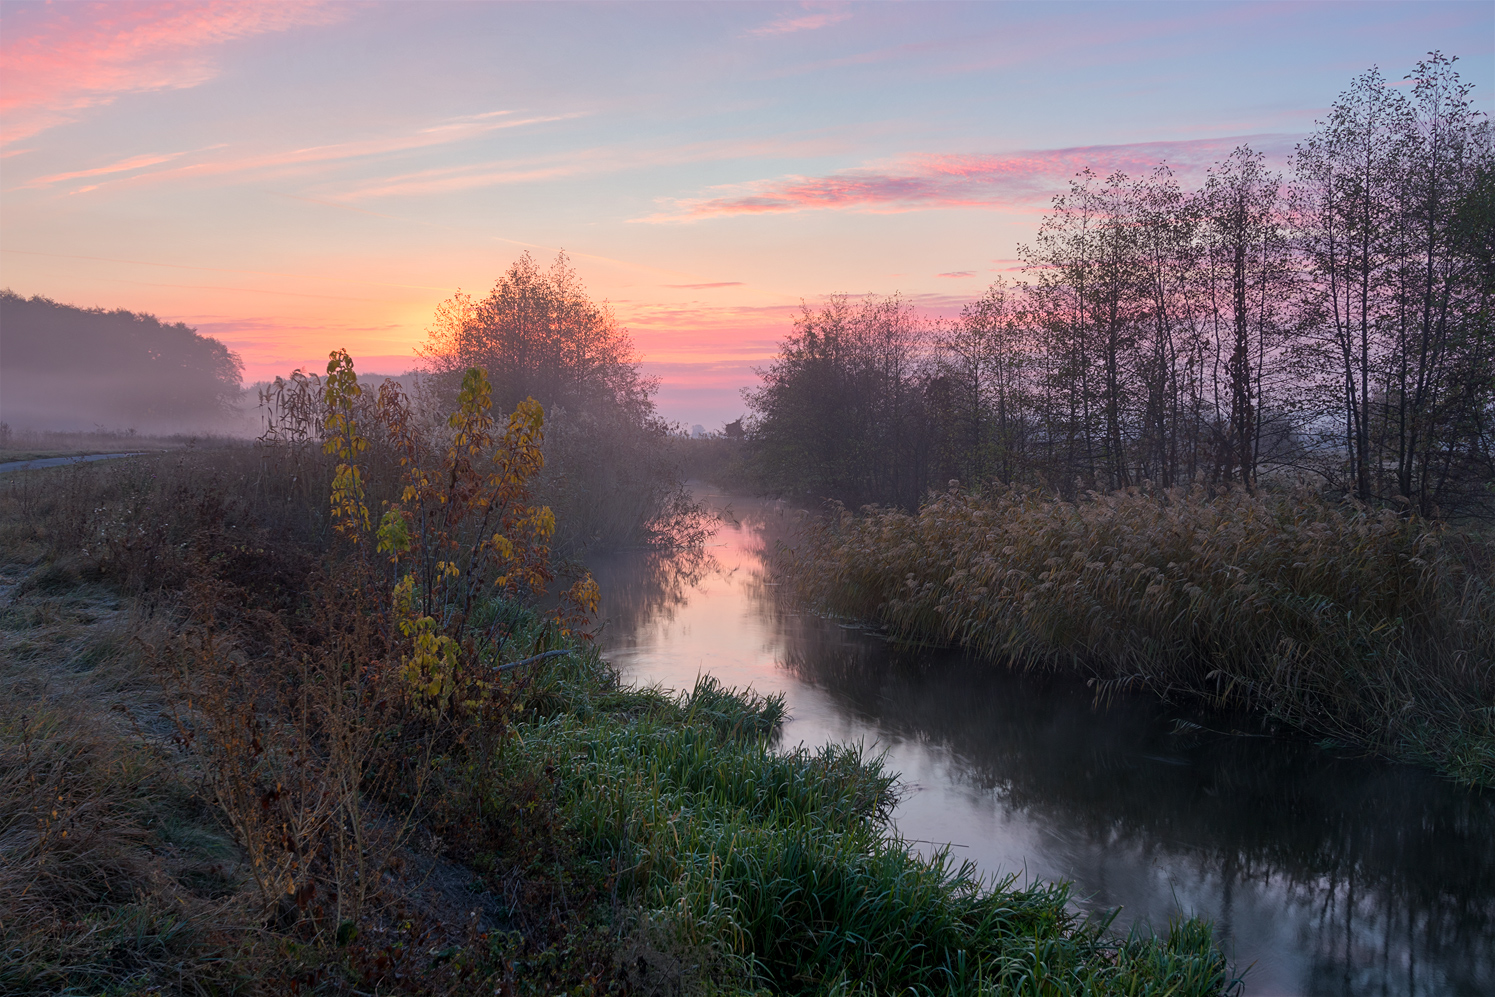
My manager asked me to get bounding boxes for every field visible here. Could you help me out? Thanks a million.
[0,425,201,465]
[0,368,1236,995]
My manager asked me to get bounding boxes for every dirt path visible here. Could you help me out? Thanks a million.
[0,452,145,474]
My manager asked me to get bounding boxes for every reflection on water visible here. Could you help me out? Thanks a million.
[588,488,1495,997]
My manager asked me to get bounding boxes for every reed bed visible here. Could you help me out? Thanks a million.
[783,484,1495,787]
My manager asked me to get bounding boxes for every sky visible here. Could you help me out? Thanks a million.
[2,1,1491,430]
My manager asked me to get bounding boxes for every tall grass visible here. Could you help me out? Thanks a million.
[461,666,1234,996]
[783,484,1495,786]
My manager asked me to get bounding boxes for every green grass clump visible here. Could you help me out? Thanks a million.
[783,484,1495,787]
[473,665,1234,996]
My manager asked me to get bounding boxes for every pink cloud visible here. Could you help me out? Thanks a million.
[661,282,745,290]
[612,300,801,363]
[638,135,1298,222]
[937,271,976,279]
[0,1,343,144]
[25,149,196,187]
[748,5,852,37]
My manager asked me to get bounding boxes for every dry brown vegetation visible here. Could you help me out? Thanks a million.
[783,483,1495,787]
[0,358,1240,995]
[0,365,616,993]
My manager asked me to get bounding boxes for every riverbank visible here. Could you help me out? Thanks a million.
[1,441,1235,993]
[781,484,1495,788]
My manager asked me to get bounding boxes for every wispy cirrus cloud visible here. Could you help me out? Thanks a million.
[25,120,864,200]
[0,1,344,144]
[32,111,579,194]
[748,4,852,37]
[638,135,1298,223]
[24,149,206,188]
[661,282,745,290]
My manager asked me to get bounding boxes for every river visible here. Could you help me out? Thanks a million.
[587,487,1495,997]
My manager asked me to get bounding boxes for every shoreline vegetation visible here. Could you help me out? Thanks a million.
[0,355,1237,995]
[778,483,1495,789]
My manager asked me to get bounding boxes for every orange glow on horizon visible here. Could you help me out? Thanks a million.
[3,1,1486,428]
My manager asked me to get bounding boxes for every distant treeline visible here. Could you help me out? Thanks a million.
[747,54,1494,516]
[0,290,243,432]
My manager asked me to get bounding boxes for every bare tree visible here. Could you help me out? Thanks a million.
[1290,67,1411,500]
[1197,147,1294,487]
[934,278,1031,485]
[746,54,1494,517]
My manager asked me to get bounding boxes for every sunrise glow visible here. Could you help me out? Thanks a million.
[2,1,1490,427]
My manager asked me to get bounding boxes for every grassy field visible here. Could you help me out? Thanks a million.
[0,427,206,466]
[782,483,1495,788]
[0,450,143,464]
[0,368,1238,995]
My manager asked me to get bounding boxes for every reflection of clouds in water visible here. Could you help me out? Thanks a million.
[588,489,1495,997]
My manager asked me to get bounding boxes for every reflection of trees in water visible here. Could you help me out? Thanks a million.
[590,546,720,636]
[601,524,1493,990]
[778,623,1495,994]
[592,493,801,640]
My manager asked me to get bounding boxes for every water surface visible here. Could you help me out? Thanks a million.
[589,488,1495,997]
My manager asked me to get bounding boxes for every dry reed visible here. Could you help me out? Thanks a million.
[784,483,1495,786]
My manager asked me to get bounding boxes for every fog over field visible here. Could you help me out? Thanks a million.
[0,290,246,435]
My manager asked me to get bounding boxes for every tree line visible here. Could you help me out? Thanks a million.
[0,290,243,433]
[747,54,1493,516]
